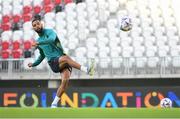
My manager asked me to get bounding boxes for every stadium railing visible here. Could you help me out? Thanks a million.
[0,56,180,80]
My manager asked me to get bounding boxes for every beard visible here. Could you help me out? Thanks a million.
[35,28,43,34]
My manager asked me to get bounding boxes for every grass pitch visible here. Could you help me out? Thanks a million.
[0,108,179,118]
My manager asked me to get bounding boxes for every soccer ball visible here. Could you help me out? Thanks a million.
[120,16,132,31]
[160,98,172,108]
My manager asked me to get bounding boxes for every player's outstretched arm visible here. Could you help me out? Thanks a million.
[28,48,45,67]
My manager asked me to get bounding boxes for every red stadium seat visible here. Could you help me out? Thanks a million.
[2,15,11,23]
[44,0,51,5]
[44,4,53,13]
[23,6,32,14]
[2,50,11,59]
[24,40,33,50]
[23,14,32,22]
[34,5,42,14]
[12,49,22,59]
[13,40,21,50]
[13,15,21,23]
[64,0,72,4]
[1,23,11,31]
[55,0,62,5]
[2,41,11,50]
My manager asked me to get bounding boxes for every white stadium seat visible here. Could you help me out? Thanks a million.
[143,27,153,37]
[108,0,119,13]
[146,46,157,57]
[158,46,169,57]
[1,31,12,41]
[136,57,147,68]
[75,47,87,58]
[12,5,22,15]
[12,30,23,41]
[147,57,159,68]
[87,47,98,58]
[110,46,121,57]
[33,0,42,6]
[22,0,32,6]
[23,22,33,31]
[112,57,123,68]
[122,46,133,58]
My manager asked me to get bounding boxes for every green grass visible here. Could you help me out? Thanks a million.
[0,108,179,118]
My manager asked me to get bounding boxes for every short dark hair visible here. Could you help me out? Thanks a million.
[32,14,42,23]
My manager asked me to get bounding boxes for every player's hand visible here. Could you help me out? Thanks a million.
[28,63,33,67]
[32,42,38,47]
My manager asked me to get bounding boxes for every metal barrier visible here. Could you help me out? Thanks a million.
[0,57,180,80]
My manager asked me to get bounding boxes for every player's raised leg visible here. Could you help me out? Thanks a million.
[59,55,95,76]
[51,69,70,108]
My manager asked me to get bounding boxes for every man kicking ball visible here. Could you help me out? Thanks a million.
[28,15,95,108]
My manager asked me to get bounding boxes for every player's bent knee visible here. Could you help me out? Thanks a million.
[59,61,72,73]
[59,56,69,63]
[59,56,66,62]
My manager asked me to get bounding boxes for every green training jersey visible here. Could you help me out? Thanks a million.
[32,29,64,67]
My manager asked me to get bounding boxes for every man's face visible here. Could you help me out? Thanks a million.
[32,20,43,33]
